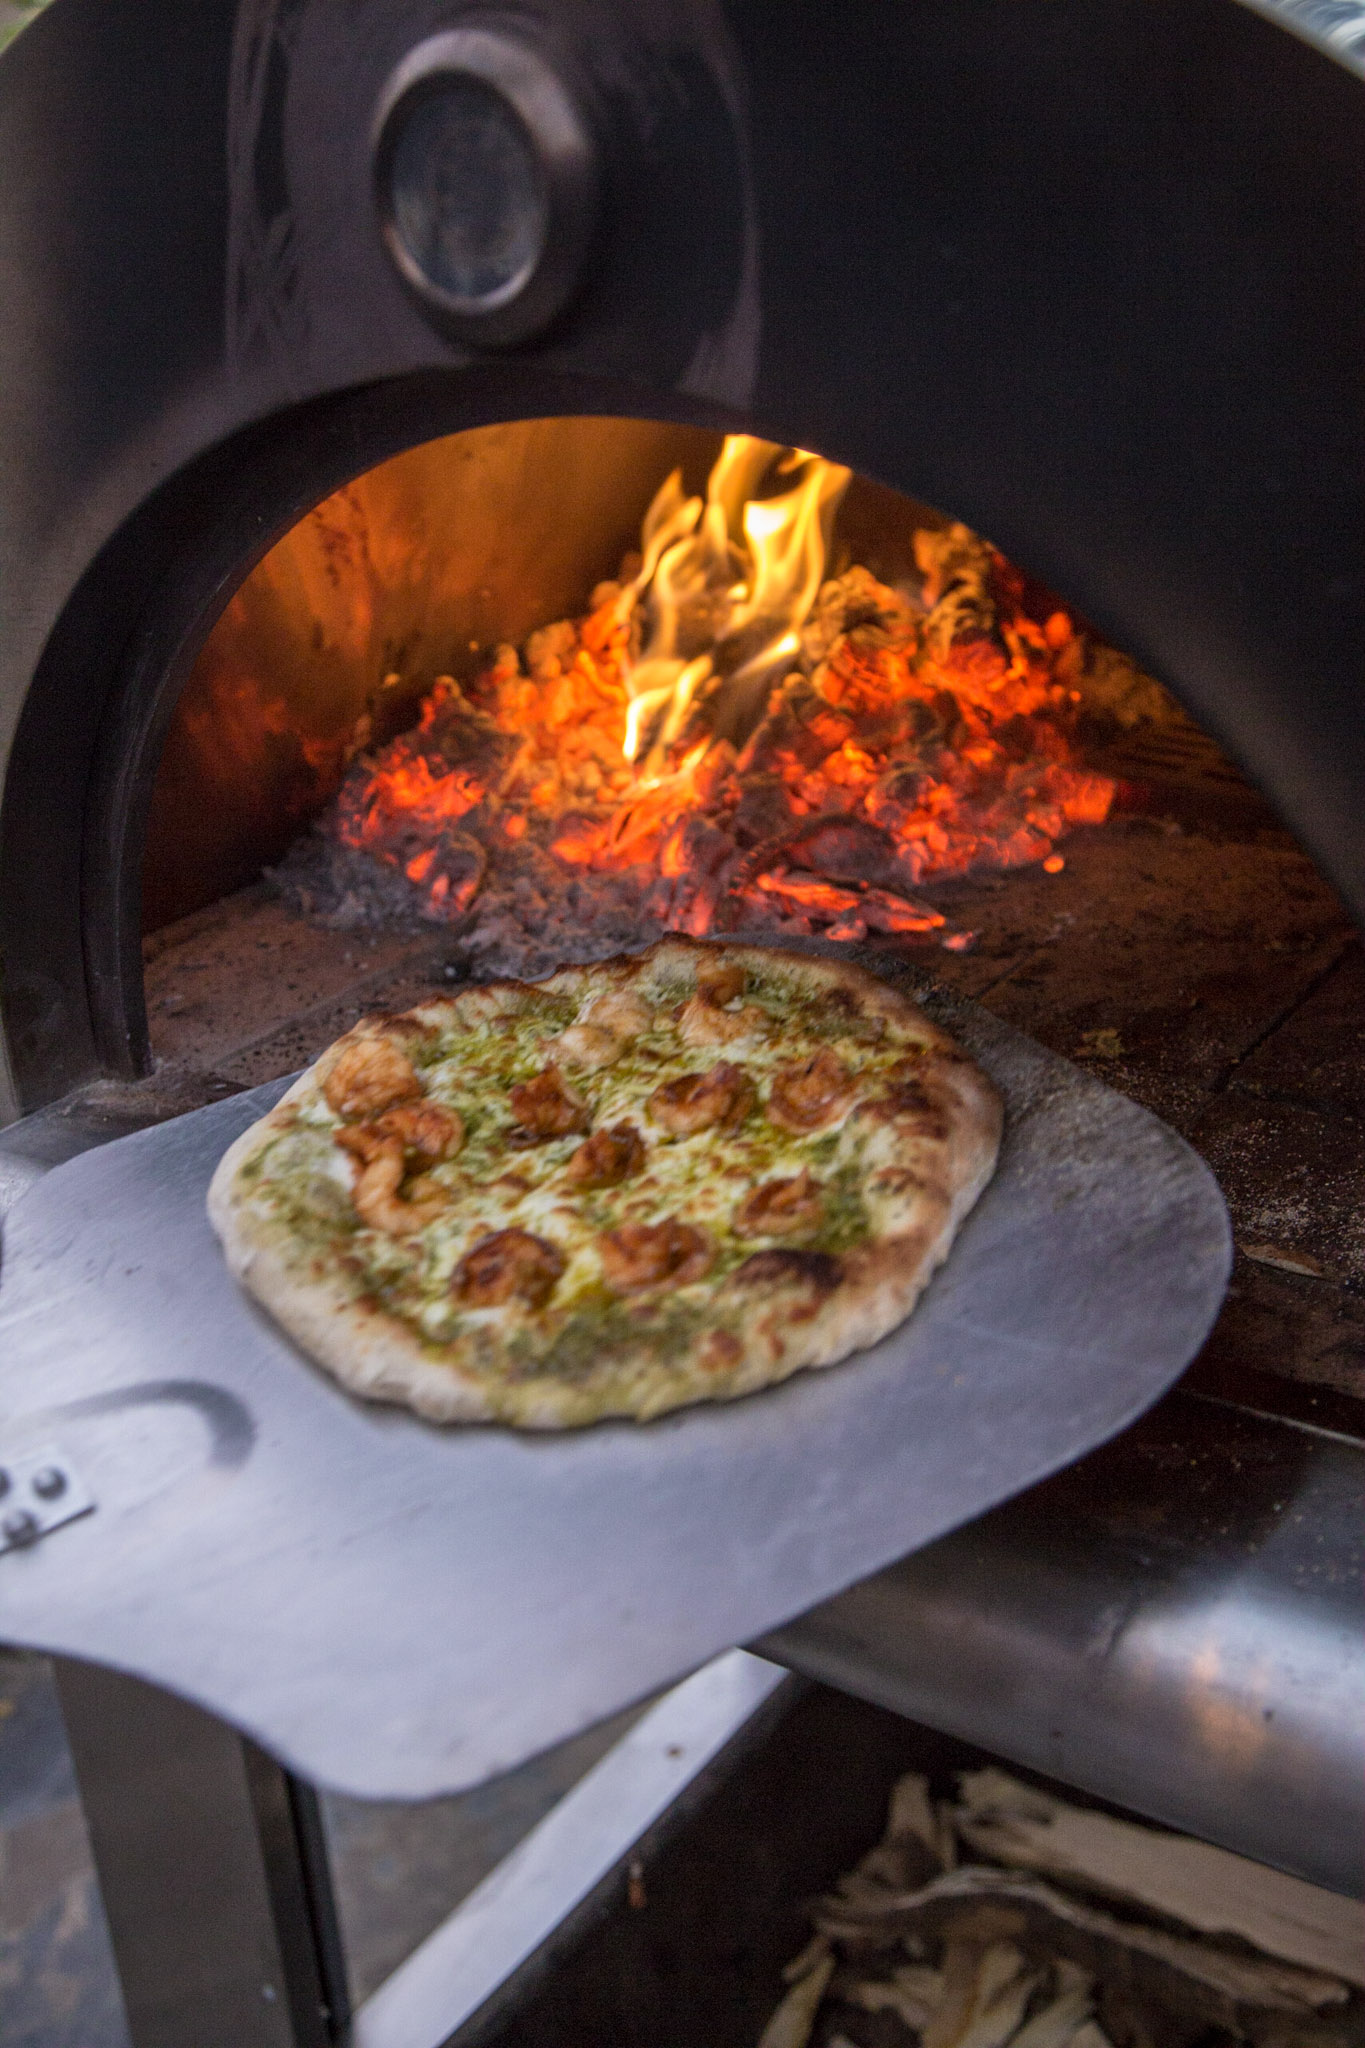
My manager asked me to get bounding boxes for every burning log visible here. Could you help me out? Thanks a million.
[274,437,1118,981]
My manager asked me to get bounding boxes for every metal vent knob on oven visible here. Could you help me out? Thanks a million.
[372,27,598,348]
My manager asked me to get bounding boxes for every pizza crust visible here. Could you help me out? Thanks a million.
[208,941,1002,1428]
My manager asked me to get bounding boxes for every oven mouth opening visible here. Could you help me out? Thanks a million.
[140,414,1171,1010]
[47,406,1361,1430]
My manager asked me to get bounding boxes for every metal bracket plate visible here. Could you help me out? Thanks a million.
[0,1444,94,1553]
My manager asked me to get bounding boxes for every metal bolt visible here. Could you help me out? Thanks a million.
[3,1509,41,1547]
[31,1466,67,1501]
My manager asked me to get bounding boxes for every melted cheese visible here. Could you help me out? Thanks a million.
[240,956,934,1391]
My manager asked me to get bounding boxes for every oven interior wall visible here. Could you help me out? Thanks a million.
[143,418,718,932]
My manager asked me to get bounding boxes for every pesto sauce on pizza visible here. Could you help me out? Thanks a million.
[208,942,1003,1426]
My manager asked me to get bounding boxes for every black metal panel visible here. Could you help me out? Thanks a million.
[733,0,1365,935]
[0,0,1360,1109]
[0,0,758,1108]
[54,1657,345,2046]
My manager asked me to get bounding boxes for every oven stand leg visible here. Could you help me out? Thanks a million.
[52,1657,349,2048]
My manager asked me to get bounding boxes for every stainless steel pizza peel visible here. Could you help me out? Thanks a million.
[0,985,1230,1798]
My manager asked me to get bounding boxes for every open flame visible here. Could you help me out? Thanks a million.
[615,437,851,768]
[282,435,1115,977]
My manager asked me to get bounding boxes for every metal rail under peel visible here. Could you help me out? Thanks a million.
[760,1390,1365,1897]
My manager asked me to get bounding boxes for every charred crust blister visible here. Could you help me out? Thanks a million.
[734,1248,844,1292]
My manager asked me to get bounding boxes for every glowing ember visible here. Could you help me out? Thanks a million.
[277,436,1115,978]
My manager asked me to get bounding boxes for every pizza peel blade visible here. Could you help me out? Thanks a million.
[0,989,1230,1798]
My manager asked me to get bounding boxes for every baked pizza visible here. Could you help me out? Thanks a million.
[208,941,1002,1428]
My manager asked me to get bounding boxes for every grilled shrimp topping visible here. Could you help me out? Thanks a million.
[454,1228,566,1309]
[582,988,654,1042]
[337,1131,447,1236]
[855,1058,950,1136]
[508,1066,591,1144]
[598,1218,713,1293]
[766,1047,856,1132]
[550,1023,622,1072]
[696,962,746,1007]
[365,1099,464,1162]
[734,1168,823,1238]
[677,992,768,1048]
[323,1036,422,1120]
[566,1122,646,1190]
[646,1062,756,1135]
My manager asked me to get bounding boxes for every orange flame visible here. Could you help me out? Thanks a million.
[618,436,851,765]
[318,444,1116,961]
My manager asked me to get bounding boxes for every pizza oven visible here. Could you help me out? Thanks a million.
[0,2,1362,2043]
[1,0,1362,1119]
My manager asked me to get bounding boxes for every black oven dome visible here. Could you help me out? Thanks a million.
[0,0,1360,1113]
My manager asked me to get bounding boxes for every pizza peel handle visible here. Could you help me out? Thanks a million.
[0,996,1231,1798]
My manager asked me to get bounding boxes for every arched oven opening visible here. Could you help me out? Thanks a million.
[40,398,1365,1898]
[110,408,1360,1452]
[124,412,1212,1092]
[0,371,1353,1451]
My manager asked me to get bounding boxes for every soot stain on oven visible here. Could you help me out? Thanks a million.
[137,420,1364,1409]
